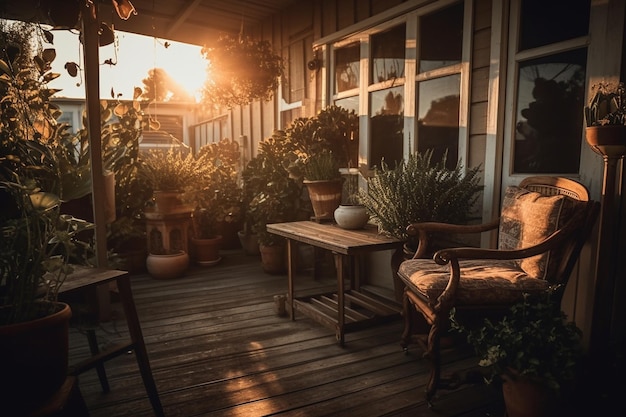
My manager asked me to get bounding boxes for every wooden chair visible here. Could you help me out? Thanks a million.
[397,176,600,404]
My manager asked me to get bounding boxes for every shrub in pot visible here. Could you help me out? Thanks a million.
[0,44,93,414]
[450,291,583,417]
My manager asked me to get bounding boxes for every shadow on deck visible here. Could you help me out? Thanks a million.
[68,249,504,417]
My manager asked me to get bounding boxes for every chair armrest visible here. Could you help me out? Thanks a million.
[407,218,501,259]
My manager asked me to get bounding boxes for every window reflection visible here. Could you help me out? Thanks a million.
[334,97,359,114]
[417,75,460,169]
[370,86,404,168]
[371,25,405,83]
[419,3,463,73]
[514,49,586,173]
[334,42,360,93]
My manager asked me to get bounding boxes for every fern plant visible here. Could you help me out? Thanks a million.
[359,149,483,241]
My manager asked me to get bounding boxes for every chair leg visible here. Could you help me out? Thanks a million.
[424,316,442,405]
[401,290,414,351]
[86,329,110,393]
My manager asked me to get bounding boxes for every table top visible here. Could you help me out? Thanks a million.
[59,266,128,294]
[267,221,402,255]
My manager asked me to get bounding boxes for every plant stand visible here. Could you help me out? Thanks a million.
[145,210,192,254]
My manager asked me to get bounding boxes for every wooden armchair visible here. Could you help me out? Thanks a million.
[397,176,600,404]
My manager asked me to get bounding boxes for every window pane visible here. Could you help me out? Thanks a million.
[334,96,359,113]
[370,86,404,168]
[519,0,590,51]
[419,3,463,73]
[334,42,360,93]
[514,49,586,174]
[371,25,405,83]
[417,75,460,169]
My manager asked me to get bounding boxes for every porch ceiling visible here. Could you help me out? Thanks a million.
[1,0,299,46]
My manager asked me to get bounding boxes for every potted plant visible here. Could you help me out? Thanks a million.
[289,149,344,221]
[139,146,204,214]
[584,81,626,156]
[450,292,583,417]
[242,131,307,272]
[334,168,369,229]
[195,138,244,249]
[201,33,284,108]
[0,44,93,414]
[359,149,483,244]
[183,185,224,266]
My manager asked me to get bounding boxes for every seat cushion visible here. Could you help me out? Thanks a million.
[398,258,550,305]
[498,186,567,279]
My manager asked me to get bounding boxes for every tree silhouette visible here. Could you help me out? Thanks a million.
[140,67,193,102]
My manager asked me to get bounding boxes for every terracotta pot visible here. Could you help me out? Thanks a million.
[334,204,369,229]
[192,236,222,266]
[152,191,193,214]
[259,244,286,274]
[304,179,344,220]
[146,250,190,279]
[502,372,557,417]
[585,125,626,157]
[0,302,72,415]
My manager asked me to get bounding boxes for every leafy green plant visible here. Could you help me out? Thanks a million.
[0,43,93,325]
[450,291,583,392]
[242,131,306,246]
[358,149,483,241]
[584,81,626,126]
[182,138,244,239]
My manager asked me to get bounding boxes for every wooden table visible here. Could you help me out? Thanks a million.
[60,266,164,417]
[267,221,403,345]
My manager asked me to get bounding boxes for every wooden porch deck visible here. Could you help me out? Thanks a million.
[68,249,504,417]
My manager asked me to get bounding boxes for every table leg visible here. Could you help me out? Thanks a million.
[335,252,345,346]
[116,275,165,417]
[287,239,296,321]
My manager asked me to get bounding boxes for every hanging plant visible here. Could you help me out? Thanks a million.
[201,34,284,108]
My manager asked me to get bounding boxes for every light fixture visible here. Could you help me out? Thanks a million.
[112,0,137,20]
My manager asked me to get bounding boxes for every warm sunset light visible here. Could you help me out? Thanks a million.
[49,29,206,101]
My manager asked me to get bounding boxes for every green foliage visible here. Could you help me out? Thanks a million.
[139,147,206,191]
[286,105,359,168]
[450,291,583,392]
[358,149,483,240]
[0,43,93,324]
[201,35,284,108]
[584,81,626,126]
[242,131,306,246]
[184,138,244,238]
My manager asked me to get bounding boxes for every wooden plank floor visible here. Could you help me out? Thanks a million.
[68,249,504,417]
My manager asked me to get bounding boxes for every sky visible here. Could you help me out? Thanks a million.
[47,28,207,101]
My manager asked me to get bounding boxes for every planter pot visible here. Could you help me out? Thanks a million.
[502,372,557,417]
[585,125,626,157]
[152,191,193,214]
[146,250,190,279]
[0,302,72,415]
[304,179,344,221]
[238,231,261,255]
[259,243,286,274]
[334,204,369,229]
[191,236,222,266]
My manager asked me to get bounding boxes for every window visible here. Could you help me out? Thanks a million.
[371,25,405,83]
[370,86,404,168]
[334,42,360,93]
[417,75,461,168]
[415,2,464,169]
[508,0,590,174]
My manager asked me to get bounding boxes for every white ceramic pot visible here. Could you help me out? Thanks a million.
[334,204,369,229]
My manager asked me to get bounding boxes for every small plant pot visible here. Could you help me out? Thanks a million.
[304,179,343,220]
[334,204,369,229]
[146,250,189,279]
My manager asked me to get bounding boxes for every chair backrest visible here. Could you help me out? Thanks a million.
[498,176,599,300]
